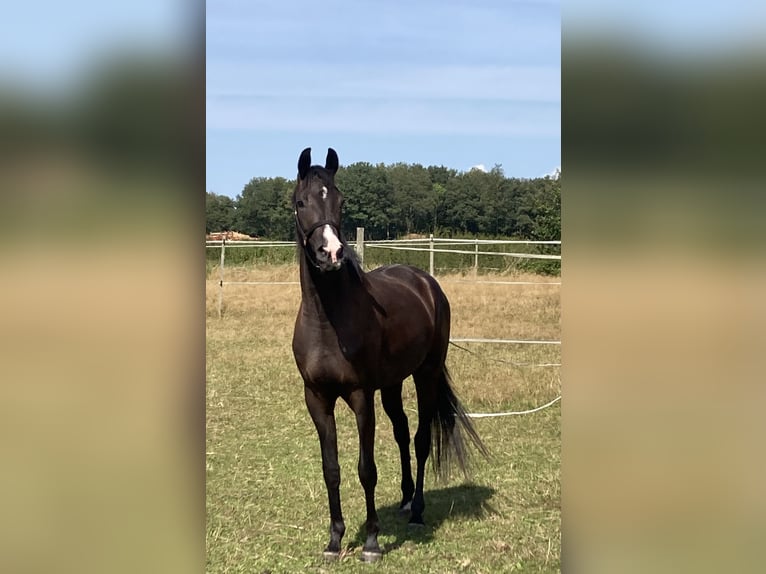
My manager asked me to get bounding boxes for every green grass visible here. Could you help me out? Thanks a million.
[206,265,560,573]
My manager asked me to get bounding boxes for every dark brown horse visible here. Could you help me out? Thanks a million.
[291,147,487,562]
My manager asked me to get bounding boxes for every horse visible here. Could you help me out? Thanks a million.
[291,147,488,562]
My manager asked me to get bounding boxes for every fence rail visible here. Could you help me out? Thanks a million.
[205,238,561,246]
[207,228,561,417]
[208,228,560,318]
[366,244,560,260]
[206,232,560,273]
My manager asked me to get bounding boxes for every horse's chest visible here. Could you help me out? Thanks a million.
[295,348,369,387]
[293,329,373,386]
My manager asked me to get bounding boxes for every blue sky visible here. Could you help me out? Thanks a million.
[3,1,763,202]
[0,1,183,91]
[206,0,561,198]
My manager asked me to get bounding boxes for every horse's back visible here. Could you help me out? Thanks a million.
[364,265,450,370]
[366,264,447,313]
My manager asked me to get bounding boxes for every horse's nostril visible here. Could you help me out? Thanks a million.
[337,246,344,259]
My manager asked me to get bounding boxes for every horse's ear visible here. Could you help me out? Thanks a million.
[325,148,339,175]
[298,147,312,180]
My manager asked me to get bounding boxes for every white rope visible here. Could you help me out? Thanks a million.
[467,395,561,418]
[206,241,294,247]
[451,337,560,345]
[440,279,561,286]
[448,341,559,368]
[223,281,299,285]
[366,238,560,245]
[219,281,559,291]
[432,239,560,245]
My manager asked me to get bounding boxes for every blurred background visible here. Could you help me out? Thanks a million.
[564,1,766,572]
[0,2,202,573]
[3,0,766,572]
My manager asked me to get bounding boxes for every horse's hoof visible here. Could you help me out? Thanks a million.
[398,501,412,515]
[360,550,383,563]
[323,550,340,561]
[408,519,425,528]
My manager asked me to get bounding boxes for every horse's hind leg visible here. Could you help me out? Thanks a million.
[381,383,415,512]
[410,370,439,526]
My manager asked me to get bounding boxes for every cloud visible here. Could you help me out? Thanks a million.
[471,164,488,172]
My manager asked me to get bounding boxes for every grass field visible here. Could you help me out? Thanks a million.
[206,263,561,573]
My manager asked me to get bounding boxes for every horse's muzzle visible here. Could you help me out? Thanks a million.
[315,244,344,272]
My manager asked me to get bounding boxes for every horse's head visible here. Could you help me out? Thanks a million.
[293,147,345,272]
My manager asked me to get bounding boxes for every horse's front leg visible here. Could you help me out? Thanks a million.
[347,388,382,562]
[304,385,345,559]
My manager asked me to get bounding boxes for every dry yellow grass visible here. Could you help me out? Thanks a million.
[206,262,561,572]
[206,264,561,412]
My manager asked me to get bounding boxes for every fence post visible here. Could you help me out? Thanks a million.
[356,227,364,268]
[474,238,479,276]
[217,238,226,318]
[429,233,434,276]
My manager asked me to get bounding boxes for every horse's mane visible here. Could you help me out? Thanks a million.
[342,237,364,280]
[342,239,390,318]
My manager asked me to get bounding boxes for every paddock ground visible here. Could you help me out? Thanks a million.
[206,265,560,573]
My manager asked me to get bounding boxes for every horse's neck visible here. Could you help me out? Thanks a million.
[299,253,372,337]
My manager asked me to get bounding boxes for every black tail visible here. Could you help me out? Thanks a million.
[431,367,490,480]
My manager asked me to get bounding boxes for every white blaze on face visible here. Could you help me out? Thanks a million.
[322,225,342,264]
[321,186,328,200]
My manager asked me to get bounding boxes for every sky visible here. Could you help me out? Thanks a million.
[0,1,184,91]
[2,1,763,202]
[206,0,561,198]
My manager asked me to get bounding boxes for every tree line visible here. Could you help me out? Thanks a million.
[207,162,560,242]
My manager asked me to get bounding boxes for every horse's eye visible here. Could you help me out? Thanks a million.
[296,200,305,208]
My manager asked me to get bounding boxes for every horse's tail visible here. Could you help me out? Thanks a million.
[431,366,490,480]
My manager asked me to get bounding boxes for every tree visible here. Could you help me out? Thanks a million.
[444,172,481,234]
[387,163,433,235]
[206,192,236,233]
[235,177,294,239]
[218,161,560,243]
[335,163,395,240]
[431,183,446,233]
[475,165,506,236]
[507,176,561,241]
[427,165,457,187]
[530,174,561,241]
